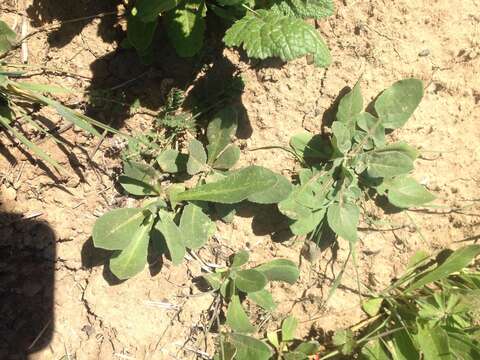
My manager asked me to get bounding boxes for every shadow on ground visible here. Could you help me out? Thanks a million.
[0,204,55,359]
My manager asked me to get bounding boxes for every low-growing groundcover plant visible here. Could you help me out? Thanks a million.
[279,78,435,253]
[212,245,480,360]
[92,106,292,280]
[0,20,121,170]
[126,0,334,67]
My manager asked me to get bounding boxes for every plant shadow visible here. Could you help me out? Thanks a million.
[0,205,55,359]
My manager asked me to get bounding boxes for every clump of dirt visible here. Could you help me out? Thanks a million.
[0,0,479,359]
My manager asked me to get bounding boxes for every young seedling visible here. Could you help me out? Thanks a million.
[125,0,334,67]
[279,78,435,251]
[92,106,292,280]
[328,245,480,359]
[207,251,300,360]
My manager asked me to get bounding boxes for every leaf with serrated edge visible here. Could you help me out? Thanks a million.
[173,166,279,204]
[157,210,186,265]
[255,259,300,284]
[207,106,238,165]
[180,203,215,249]
[375,78,424,129]
[387,176,435,208]
[327,202,359,243]
[269,0,334,19]
[93,208,147,250]
[224,10,331,67]
[109,214,154,279]
[226,295,255,333]
[187,138,207,175]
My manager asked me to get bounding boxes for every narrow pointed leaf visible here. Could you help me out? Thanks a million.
[337,80,363,130]
[255,259,300,284]
[282,316,298,342]
[226,295,255,333]
[207,106,238,165]
[187,138,207,175]
[0,20,16,56]
[157,210,186,265]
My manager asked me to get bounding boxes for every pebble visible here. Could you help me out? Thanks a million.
[418,49,430,57]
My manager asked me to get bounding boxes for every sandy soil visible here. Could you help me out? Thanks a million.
[0,0,479,359]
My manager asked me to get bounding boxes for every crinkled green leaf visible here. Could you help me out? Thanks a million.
[387,176,435,208]
[226,295,255,333]
[228,334,273,360]
[157,149,187,173]
[235,269,268,293]
[327,202,359,243]
[207,106,238,165]
[187,138,207,175]
[333,329,355,355]
[213,144,241,170]
[173,165,280,204]
[109,214,154,279]
[247,289,276,311]
[157,210,186,265]
[269,0,334,19]
[375,78,424,129]
[93,208,147,250]
[224,9,331,67]
[0,20,16,56]
[179,203,215,249]
[255,259,300,284]
[165,1,206,57]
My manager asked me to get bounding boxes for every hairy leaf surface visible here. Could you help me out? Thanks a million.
[269,0,334,19]
[327,202,359,243]
[179,203,215,249]
[226,295,255,333]
[387,176,435,208]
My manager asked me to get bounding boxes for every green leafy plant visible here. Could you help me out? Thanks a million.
[327,245,480,359]
[278,78,435,250]
[0,20,121,170]
[126,0,334,66]
[92,106,292,280]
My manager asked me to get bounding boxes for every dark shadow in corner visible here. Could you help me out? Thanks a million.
[0,205,55,359]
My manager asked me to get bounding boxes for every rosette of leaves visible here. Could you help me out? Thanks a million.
[126,0,334,67]
[92,106,292,280]
[279,78,435,248]
[330,245,480,359]
[206,251,300,360]
[0,21,120,170]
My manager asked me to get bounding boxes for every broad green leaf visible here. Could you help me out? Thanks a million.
[135,0,182,21]
[215,203,237,223]
[157,149,187,173]
[247,171,292,204]
[173,166,279,204]
[327,202,359,243]
[366,149,413,178]
[93,208,147,250]
[294,341,320,355]
[387,176,435,208]
[255,259,300,284]
[247,289,276,311]
[406,245,480,292]
[213,144,241,170]
[226,295,255,333]
[284,351,308,360]
[235,269,268,293]
[231,250,250,268]
[356,112,385,147]
[282,316,298,341]
[375,78,424,129]
[381,142,418,160]
[362,298,383,316]
[165,1,206,57]
[119,161,160,196]
[391,329,419,360]
[127,15,158,52]
[186,138,207,175]
[332,122,352,154]
[416,321,452,360]
[156,210,186,265]
[228,334,273,360]
[290,208,326,236]
[207,106,238,165]
[360,339,390,360]
[224,9,331,67]
[290,132,332,160]
[109,214,154,279]
[337,80,363,130]
[179,203,215,249]
[333,329,355,355]
[269,0,334,19]
[267,331,279,348]
[220,278,235,298]
[204,272,223,290]
[448,330,480,360]
[167,183,186,208]
[0,20,16,56]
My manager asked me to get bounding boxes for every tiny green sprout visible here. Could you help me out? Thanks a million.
[92,107,292,280]
[279,78,435,252]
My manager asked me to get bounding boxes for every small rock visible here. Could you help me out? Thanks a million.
[418,49,430,57]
